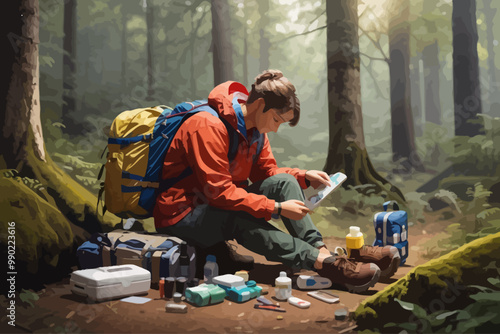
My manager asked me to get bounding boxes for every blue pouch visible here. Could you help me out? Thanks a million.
[76,241,103,269]
[373,201,409,265]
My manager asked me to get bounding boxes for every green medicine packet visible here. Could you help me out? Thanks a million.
[185,283,226,307]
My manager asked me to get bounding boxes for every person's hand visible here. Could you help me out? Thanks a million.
[275,200,310,220]
[305,170,331,189]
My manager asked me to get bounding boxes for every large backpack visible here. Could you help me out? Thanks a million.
[98,99,264,219]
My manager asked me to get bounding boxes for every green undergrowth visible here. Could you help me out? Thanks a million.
[43,110,108,194]
[417,179,500,260]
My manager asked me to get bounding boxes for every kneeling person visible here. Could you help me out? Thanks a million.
[154,70,399,293]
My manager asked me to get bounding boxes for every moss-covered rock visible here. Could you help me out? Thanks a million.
[354,232,500,331]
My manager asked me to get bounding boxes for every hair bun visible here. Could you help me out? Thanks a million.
[254,69,283,85]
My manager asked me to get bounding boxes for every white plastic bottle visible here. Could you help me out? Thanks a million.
[275,271,292,301]
[203,255,218,284]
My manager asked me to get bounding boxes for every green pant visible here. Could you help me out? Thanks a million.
[157,173,322,270]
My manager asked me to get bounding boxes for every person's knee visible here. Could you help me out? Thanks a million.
[273,173,298,186]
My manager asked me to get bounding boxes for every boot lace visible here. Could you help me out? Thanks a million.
[335,255,358,273]
[361,245,379,256]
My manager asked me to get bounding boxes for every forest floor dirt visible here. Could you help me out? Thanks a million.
[0,209,462,334]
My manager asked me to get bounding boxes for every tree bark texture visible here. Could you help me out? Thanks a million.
[422,40,442,125]
[388,0,424,172]
[324,0,405,202]
[452,0,483,136]
[410,54,423,137]
[146,0,155,100]
[259,1,270,73]
[211,0,234,85]
[62,0,78,133]
[2,0,45,168]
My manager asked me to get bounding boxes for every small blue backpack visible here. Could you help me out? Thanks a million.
[373,201,408,265]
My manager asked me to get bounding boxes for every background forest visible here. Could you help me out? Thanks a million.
[2,0,500,333]
[37,0,500,239]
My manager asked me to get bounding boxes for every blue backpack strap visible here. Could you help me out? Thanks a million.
[383,201,399,211]
[108,133,153,146]
[158,103,239,190]
[220,117,240,163]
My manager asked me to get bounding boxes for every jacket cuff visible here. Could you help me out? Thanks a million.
[264,199,276,220]
[297,170,309,189]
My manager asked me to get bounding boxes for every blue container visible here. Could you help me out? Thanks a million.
[373,201,409,265]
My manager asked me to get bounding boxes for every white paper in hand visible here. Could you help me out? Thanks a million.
[303,172,347,210]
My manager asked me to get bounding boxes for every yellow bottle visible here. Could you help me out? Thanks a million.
[346,226,364,257]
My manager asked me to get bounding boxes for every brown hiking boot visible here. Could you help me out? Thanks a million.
[317,255,380,293]
[348,245,400,279]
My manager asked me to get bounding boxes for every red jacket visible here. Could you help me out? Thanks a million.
[154,81,309,228]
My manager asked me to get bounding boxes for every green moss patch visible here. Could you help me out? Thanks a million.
[354,232,500,331]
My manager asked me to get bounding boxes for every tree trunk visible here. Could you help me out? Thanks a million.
[243,19,249,87]
[2,0,45,167]
[61,0,78,134]
[2,1,117,227]
[422,40,442,125]
[211,0,234,85]
[410,54,423,137]
[324,0,405,203]
[452,0,483,136]
[121,6,128,91]
[145,0,154,100]
[1,0,117,290]
[388,0,424,173]
[483,0,498,112]
[258,1,270,72]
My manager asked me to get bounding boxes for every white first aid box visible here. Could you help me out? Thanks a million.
[70,264,151,302]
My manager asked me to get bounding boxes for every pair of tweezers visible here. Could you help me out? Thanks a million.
[254,303,286,312]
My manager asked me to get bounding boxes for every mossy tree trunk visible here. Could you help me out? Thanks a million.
[324,0,405,203]
[1,0,118,289]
